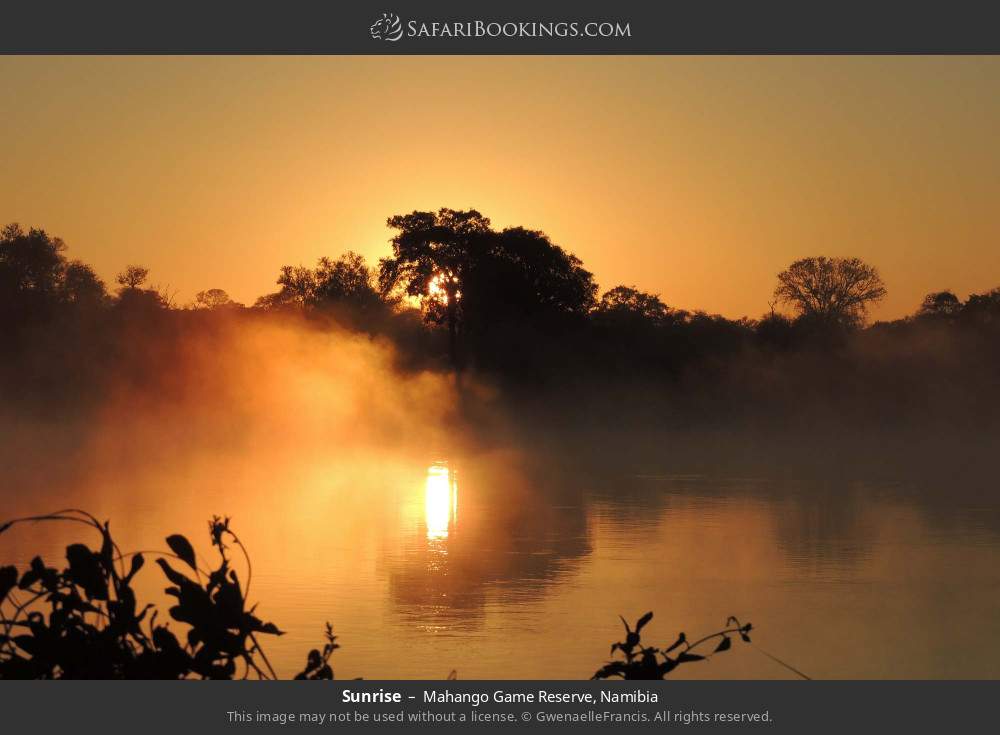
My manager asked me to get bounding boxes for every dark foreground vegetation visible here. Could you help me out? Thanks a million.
[0,511,753,680]
[3,211,999,478]
[592,612,758,681]
[0,511,311,679]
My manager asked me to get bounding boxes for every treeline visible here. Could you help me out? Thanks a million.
[3,213,1000,439]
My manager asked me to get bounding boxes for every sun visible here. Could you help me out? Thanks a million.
[424,462,457,541]
[426,272,461,305]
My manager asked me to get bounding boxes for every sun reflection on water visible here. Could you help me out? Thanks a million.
[425,462,457,541]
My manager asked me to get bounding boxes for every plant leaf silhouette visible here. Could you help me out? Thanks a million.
[635,611,653,632]
[65,543,107,600]
[126,553,145,583]
[677,652,706,663]
[0,566,16,602]
[0,511,350,679]
[155,558,190,588]
[593,617,751,680]
[166,534,198,571]
[664,632,686,653]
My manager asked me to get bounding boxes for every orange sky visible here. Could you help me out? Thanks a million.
[2,56,999,319]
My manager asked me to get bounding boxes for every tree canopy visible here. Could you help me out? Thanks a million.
[116,265,150,291]
[254,251,383,313]
[917,290,962,320]
[1,223,109,317]
[194,288,236,310]
[774,256,887,329]
[595,286,673,324]
[378,208,597,368]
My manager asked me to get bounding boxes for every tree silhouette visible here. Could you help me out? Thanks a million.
[774,256,886,329]
[61,260,108,308]
[962,287,1000,325]
[255,252,383,313]
[194,288,236,310]
[0,227,66,297]
[379,209,596,369]
[313,251,382,311]
[917,290,962,320]
[379,209,492,368]
[275,266,316,307]
[595,286,672,324]
[1,223,110,321]
[116,265,150,292]
[470,226,597,321]
[112,265,169,312]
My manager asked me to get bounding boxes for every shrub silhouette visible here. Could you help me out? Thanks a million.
[592,612,754,680]
[0,510,335,679]
[294,622,338,680]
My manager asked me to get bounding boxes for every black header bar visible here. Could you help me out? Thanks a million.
[2,0,1000,54]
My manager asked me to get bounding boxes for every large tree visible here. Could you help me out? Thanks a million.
[472,226,597,320]
[774,256,886,329]
[378,209,491,366]
[0,223,67,300]
[1,223,108,316]
[378,209,596,368]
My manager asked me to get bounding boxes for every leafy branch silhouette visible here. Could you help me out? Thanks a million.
[0,510,334,679]
[592,611,755,680]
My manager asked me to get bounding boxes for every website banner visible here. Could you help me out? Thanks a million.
[2,0,999,53]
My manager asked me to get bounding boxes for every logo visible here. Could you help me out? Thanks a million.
[370,12,403,42]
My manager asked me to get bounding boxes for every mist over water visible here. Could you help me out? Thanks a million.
[3,315,999,679]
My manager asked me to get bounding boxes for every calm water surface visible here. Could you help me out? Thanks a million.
[3,447,999,679]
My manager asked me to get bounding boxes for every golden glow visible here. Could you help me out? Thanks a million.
[427,274,448,304]
[424,462,457,541]
[426,272,460,305]
[2,57,1000,318]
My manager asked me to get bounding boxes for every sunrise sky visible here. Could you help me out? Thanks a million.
[2,56,999,319]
